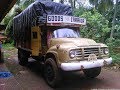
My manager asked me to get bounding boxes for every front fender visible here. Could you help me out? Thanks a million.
[47,45,71,65]
[45,51,61,67]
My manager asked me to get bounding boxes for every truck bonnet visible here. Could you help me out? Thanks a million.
[50,38,101,48]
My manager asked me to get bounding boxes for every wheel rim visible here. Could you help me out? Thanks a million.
[45,64,55,82]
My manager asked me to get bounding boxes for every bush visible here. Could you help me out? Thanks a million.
[75,9,110,43]
[106,38,120,64]
[2,43,14,50]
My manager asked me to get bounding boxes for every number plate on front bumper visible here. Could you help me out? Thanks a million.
[88,54,97,61]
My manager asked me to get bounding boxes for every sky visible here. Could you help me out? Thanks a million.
[54,0,91,7]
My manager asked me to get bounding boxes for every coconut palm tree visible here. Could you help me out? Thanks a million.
[110,0,119,38]
[89,0,114,16]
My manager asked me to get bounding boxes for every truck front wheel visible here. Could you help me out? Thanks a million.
[18,49,29,66]
[44,58,61,87]
[83,67,101,78]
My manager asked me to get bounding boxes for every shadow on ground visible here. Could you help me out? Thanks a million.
[25,60,104,89]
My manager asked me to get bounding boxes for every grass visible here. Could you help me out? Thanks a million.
[2,43,19,74]
[2,43,16,59]
[2,43,15,50]
[110,53,120,65]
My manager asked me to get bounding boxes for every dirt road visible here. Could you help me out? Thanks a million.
[4,54,120,90]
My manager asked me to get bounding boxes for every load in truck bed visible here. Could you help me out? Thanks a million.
[13,1,72,32]
[13,1,72,49]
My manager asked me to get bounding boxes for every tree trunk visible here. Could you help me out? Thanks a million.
[73,0,76,9]
[110,0,118,38]
[60,0,64,4]
[69,0,74,9]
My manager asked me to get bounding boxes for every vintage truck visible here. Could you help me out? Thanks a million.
[13,1,112,87]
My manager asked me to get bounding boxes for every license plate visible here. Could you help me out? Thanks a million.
[88,54,97,61]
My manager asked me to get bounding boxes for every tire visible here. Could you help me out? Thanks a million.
[44,58,61,87]
[83,67,101,78]
[18,49,29,66]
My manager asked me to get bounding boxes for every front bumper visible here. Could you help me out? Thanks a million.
[61,57,112,71]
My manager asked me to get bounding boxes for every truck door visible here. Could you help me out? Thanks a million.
[31,26,41,56]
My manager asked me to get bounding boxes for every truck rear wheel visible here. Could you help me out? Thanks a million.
[44,58,61,87]
[83,67,101,78]
[18,49,29,66]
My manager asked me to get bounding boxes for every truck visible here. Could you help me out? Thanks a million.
[13,0,112,87]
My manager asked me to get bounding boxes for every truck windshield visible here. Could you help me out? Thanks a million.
[52,28,80,38]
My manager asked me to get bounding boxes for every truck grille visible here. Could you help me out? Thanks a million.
[76,50,82,57]
[75,48,99,59]
[84,48,99,57]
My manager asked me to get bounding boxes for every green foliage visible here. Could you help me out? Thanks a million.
[106,38,120,64]
[3,0,34,42]
[4,19,13,41]
[111,53,120,64]
[2,0,34,27]
[75,9,110,43]
[1,15,12,26]
[2,43,14,51]
[74,7,86,16]
[75,8,120,64]
[19,0,35,10]
[89,0,114,16]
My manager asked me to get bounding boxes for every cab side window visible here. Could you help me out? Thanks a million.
[32,32,37,39]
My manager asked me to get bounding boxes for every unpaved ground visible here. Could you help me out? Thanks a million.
[3,48,120,89]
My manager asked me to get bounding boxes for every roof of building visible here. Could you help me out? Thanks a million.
[0,0,16,22]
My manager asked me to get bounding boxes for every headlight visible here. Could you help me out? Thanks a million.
[104,48,109,54]
[69,50,76,58]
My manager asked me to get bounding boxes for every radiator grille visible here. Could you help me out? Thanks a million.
[84,48,99,57]
[75,48,99,58]
[75,49,82,57]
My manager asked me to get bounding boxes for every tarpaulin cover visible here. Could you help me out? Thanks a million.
[13,1,72,43]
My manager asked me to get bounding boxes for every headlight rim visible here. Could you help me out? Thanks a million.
[104,48,109,54]
[69,50,76,58]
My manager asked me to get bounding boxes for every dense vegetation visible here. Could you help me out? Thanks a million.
[1,0,120,64]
